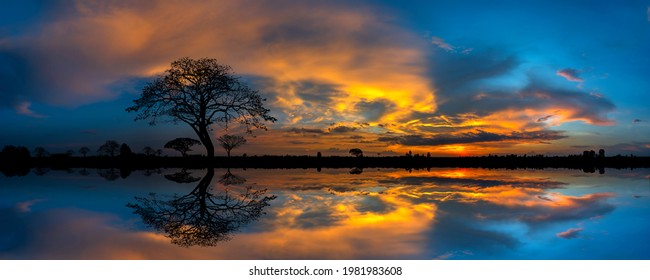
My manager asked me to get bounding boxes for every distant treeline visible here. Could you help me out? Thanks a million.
[1,145,649,177]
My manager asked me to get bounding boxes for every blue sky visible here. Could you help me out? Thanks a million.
[1,0,649,156]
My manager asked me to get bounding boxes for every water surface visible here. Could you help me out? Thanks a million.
[1,168,649,259]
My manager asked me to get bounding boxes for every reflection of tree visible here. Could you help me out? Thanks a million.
[127,169,276,247]
[164,169,201,184]
[97,168,120,181]
[143,168,162,176]
[349,167,363,174]
[219,168,246,186]
[33,167,51,176]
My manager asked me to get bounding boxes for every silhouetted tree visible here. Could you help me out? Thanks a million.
[349,148,363,157]
[126,57,276,157]
[142,146,156,156]
[33,147,49,158]
[155,149,163,157]
[598,149,605,158]
[127,169,276,247]
[317,152,322,158]
[1,145,31,159]
[79,147,90,157]
[120,143,133,157]
[164,138,201,157]
[98,140,120,157]
[66,150,74,157]
[218,135,246,158]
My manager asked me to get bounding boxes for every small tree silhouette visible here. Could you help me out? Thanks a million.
[218,135,246,158]
[349,148,363,157]
[142,146,156,156]
[33,147,49,158]
[164,138,201,157]
[79,147,90,157]
[98,140,120,157]
[598,149,605,158]
[120,143,133,157]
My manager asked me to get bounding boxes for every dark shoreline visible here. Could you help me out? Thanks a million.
[2,155,649,177]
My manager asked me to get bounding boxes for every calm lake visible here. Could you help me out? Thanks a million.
[1,168,649,259]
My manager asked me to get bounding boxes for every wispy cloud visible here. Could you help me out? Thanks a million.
[537,115,554,122]
[14,101,46,118]
[431,36,455,52]
[556,227,583,239]
[431,36,472,54]
[556,68,584,83]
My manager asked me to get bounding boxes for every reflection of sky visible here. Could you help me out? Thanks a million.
[1,168,649,259]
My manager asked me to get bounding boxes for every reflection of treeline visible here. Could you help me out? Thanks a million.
[1,151,648,177]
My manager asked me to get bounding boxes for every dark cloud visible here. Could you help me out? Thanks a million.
[328,126,358,133]
[556,68,584,83]
[603,142,650,156]
[0,51,36,109]
[288,140,319,145]
[427,49,615,126]
[377,130,567,146]
[537,115,554,122]
[286,128,326,134]
[426,213,520,257]
[633,119,643,123]
[571,145,591,149]
[354,99,395,122]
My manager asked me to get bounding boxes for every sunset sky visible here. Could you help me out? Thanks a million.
[1,0,649,156]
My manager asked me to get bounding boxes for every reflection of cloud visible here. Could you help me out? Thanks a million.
[556,227,583,239]
[556,68,584,83]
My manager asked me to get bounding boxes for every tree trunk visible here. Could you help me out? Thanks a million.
[198,127,215,158]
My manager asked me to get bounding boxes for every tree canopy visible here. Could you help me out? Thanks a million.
[164,137,201,157]
[349,148,363,157]
[98,140,120,157]
[218,134,246,158]
[126,57,276,157]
